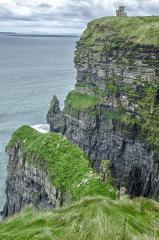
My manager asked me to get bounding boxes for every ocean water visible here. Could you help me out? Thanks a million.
[0,35,78,210]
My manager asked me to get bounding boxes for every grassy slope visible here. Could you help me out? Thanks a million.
[1,196,159,240]
[6,125,116,201]
[82,16,159,46]
[65,91,99,111]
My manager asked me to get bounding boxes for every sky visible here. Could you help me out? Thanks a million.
[0,0,158,34]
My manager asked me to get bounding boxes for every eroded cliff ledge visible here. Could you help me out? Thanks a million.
[3,125,116,217]
[47,17,159,199]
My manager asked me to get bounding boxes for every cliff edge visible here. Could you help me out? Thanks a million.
[3,125,116,217]
[47,16,159,199]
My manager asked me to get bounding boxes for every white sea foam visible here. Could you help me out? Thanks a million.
[31,124,50,133]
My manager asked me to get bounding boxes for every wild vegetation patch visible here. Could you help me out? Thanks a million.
[65,91,100,111]
[1,196,159,240]
[7,126,116,202]
[82,16,159,46]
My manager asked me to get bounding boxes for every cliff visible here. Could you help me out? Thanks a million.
[3,125,116,217]
[47,17,159,199]
[1,16,159,239]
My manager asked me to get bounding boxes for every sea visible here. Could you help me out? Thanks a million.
[0,35,78,211]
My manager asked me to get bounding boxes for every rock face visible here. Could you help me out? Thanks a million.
[3,143,61,218]
[47,95,61,133]
[47,17,159,199]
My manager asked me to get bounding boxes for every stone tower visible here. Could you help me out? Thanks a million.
[116,6,127,17]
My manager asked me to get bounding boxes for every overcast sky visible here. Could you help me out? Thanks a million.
[0,0,158,34]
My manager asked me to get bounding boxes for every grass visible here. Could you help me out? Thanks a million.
[81,16,159,46]
[0,196,159,240]
[75,82,87,88]
[6,125,116,202]
[65,91,99,111]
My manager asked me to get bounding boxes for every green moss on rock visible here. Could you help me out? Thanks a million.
[75,82,87,88]
[65,91,100,111]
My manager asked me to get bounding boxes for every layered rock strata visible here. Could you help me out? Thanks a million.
[47,17,159,199]
[3,142,61,217]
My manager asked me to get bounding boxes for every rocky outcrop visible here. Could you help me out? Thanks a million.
[3,125,115,218]
[47,95,61,133]
[47,17,159,199]
[3,142,61,218]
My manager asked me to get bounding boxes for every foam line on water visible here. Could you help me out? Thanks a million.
[31,124,50,133]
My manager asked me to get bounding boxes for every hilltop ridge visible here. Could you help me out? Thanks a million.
[82,16,159,46]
